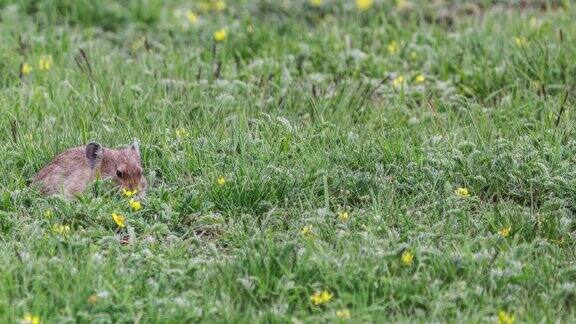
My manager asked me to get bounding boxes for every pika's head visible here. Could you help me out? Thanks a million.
[113,142,144,192]
[86,141,146,194]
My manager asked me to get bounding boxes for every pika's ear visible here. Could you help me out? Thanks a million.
[131,140,140,157]
[85,142,103,169]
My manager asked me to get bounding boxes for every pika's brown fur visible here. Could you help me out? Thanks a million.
[32,142,147,198]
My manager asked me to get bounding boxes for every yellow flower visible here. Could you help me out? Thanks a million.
[498,226,511,238]
[174,128,189,139]
[217,176,226,186]
[52,224,71,235]
[301,225,313,237]
[455,187,470,198]
[112,213,126,228]
[336,309,351,319]
[392,75,405,87]
[175,129,185,138]
[337,211,350,222]
[310,0,323,6]
[514,36,527,47]
[410,51,418,60]
[214,28,228,42]
[122,188,137,198]
[498,310,515,324]
[310,290,333,305]
[44,209,53,219]
[185,10,198,24]
[21,314,40,324]
[401,250,414,266]
[21,62,33,76]
[415,74,425,84]
[356,0,373,11]
[213,0,226,11]
[129,199,142,211]
[387,41,399,55]
[38,55,53,71]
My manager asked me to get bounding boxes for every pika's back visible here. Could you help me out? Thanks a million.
[33,146,96,197]
[36,147,89,175]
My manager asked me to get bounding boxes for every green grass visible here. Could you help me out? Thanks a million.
[1,0,576,322]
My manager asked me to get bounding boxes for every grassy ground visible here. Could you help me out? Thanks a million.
[1,0,576,322]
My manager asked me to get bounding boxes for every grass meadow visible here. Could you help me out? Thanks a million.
[1,0,576,322]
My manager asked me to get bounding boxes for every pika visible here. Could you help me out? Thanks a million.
[32,141,147,198]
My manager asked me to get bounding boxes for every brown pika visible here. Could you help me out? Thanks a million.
[32,141,147,198]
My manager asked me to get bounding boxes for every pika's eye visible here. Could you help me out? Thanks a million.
[116,170,123,178]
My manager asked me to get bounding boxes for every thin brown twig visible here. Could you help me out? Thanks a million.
[366,75,391,99]
[555,85,572,128]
